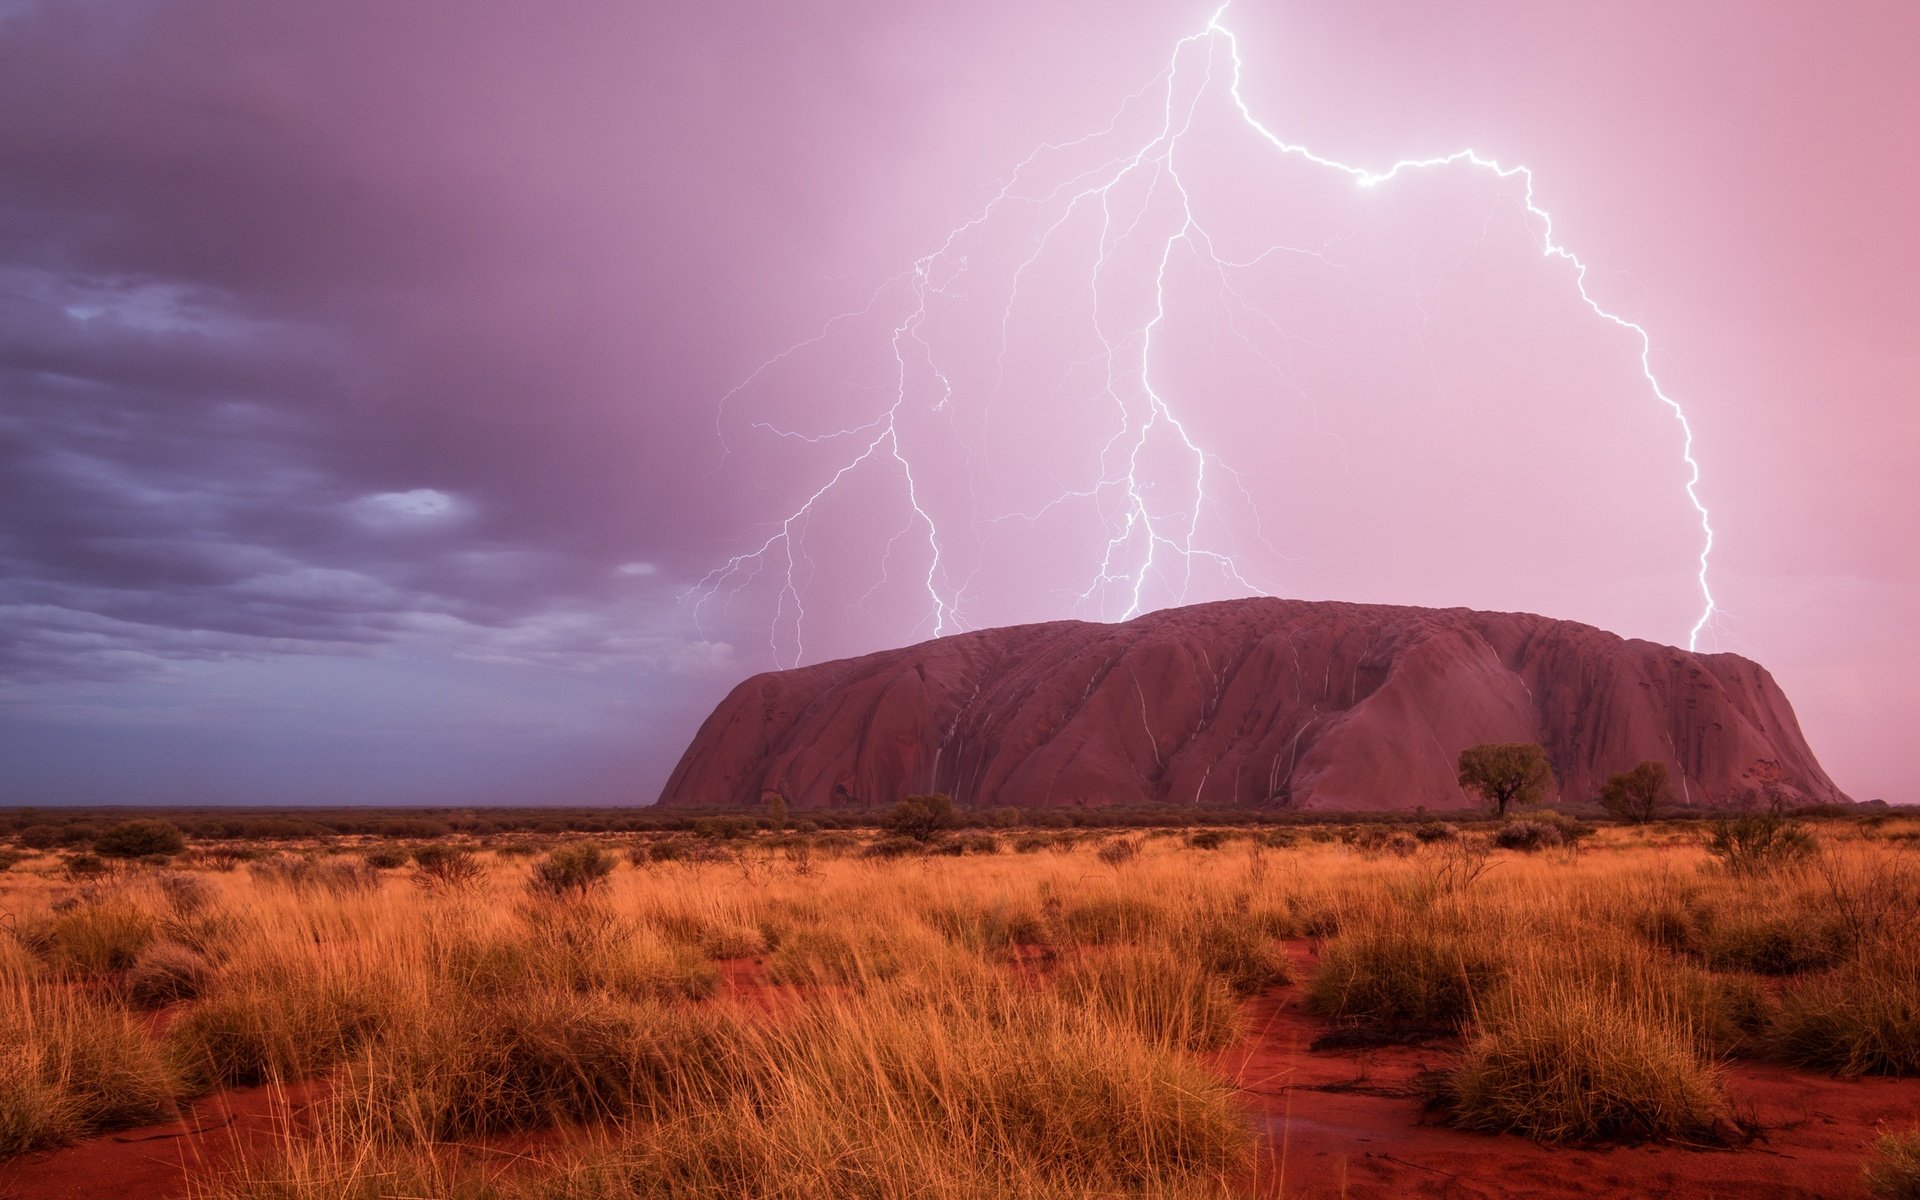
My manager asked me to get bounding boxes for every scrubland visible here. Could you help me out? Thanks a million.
[2,814,1919,1198]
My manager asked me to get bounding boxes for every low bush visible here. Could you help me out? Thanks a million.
[94,819,186,860]
[410,844,485,890]
[16,824,61,850]
[1494,819,1560,851]
[528,843,614,898]
[935,832,1002,856]
[1704,809,1816,875]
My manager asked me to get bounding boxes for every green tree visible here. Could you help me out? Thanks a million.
[1456,743,1555,818]
[1600,761,1673,824]
[881,793,955,842]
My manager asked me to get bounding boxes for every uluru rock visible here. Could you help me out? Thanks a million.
[658,598,1846,812]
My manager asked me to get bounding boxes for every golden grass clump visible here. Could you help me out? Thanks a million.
[1305,904,1504,1032]
[1054,944,1243,1052]
[1444,971,1731,1144]
[544,991,1251,1198]
[335,987,754,1139]
[0,984,180,1155]
[16,892,155,976]
[164,956,388,1088]
[1771,934,1920,1076]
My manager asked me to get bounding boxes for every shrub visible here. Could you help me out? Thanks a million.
[1096,837,1141,866]
[559,995,1251,1197]
[1188,830,1228,850]
[1444,979,1731,1144]
[1704,808,1815,875]
[1494,818,1562,851]
[363,848,409,870]
[862,836,924,860]
[924,899,1048,958]
[16,824,60,850]
[935,832,1002,856]
[94,819,186,860]
[410,844,485,890]
[528,843,615,899]
[1864,1129,1920,1200]
[881,794,955,842]
[1414,821,1460,843]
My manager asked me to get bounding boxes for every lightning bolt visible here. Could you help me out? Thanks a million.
[693,2,1719,665]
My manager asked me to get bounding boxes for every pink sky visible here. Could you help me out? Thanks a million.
[1,0,1913,804]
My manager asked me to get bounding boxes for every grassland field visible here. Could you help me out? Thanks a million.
[3,810,1920,1198]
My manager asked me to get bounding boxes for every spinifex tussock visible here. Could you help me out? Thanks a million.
[1443,946,1734,1144]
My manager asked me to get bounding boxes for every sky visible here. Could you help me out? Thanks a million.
[1,0,1914,807]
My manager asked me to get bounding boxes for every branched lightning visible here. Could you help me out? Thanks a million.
[692,2,1719,665]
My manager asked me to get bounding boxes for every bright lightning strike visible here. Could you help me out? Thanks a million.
[693,3,1719,665]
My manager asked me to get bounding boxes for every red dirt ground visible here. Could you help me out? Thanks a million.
[5,943,1915,1199]
[1223,942,1920,1198]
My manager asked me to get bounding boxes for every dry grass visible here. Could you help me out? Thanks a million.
[1865,1127,1920,1200]
[3,817,1918,1193]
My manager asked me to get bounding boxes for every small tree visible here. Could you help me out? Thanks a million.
[764,793,788,833]
[1600,761,1673,824]
[94,819,185,860]
[881,793,955,842]
[1457,743,1555,818]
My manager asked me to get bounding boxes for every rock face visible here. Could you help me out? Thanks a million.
[658,598,1846,813]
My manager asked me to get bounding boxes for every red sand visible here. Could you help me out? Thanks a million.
[0,1082,323,1200]
[1221,943,1920,1198]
